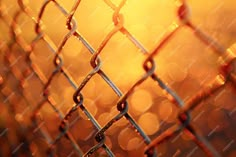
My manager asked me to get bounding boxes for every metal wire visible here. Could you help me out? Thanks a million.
[0,0,236,156]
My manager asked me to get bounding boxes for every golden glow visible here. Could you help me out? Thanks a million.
[63,37,83,58]
[110,106,128,126]
[138,112,159,135]
[79,98,97,119]
[157,100,173,121]
[127,137,142,151]
[118,127,138,150]
[97,112,111,126]
[15,113,24,122]
[167,62,187,82]
[77,120,94,140]
[130,89,153,115]
[77,77,96,99]
[1,0,236,156]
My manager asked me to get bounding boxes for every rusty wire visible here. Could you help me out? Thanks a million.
[0,0,236,156]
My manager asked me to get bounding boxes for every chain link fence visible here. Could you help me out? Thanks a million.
[0,0,236,156]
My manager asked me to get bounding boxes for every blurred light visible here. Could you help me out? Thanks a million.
[118,127,138,150]
[130,89,153,115]
[157,100,173,121]
[79,98,97,119]
[138,112,160,135]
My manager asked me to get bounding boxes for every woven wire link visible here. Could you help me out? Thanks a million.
[0,0,236,156]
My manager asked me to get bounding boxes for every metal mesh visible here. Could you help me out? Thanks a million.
[0,0,236,156]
